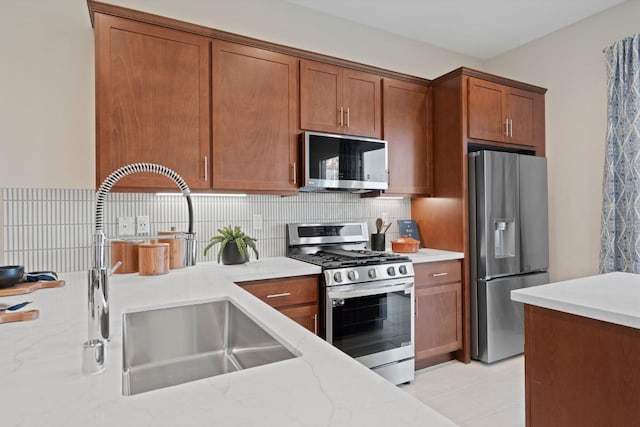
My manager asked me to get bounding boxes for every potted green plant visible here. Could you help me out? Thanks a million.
[203,225,259,265]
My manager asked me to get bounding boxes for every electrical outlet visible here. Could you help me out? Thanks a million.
[381,212,390,225]
[252,213,263,231]
[136,215,150,234]
[118,216,135,236]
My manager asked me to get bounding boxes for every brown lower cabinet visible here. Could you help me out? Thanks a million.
[237,275,319,335]
[524,305,640,426]
[414,260,463,368]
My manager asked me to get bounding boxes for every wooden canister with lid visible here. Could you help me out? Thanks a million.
[138,243,170,276]
[111,240,141,274]
[158,228,186,269]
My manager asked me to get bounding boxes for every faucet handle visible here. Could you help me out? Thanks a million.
[110,261,122,276]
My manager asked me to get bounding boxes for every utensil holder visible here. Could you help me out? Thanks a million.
[371,233,385,251]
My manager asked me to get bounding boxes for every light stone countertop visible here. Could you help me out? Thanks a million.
[0,256,456,427]
[511,272,640,329]
[403,248,464,264]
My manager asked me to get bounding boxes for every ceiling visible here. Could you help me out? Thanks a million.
[286,0,626,60]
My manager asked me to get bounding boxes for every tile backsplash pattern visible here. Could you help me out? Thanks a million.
[1,188,410,273]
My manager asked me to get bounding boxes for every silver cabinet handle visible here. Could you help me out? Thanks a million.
[204,156,208,181]
[346,107,350,128]
[266,292,291,299]
[509,119,513,137]
[432,272,448,277]
[339,106,344,127]
[292,162,297,185]
[505,119,509,137]
[313,313,318,335]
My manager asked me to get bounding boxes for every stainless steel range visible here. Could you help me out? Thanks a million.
[287,222,415,385]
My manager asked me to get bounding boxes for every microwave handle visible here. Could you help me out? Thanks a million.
[327,281,413,300]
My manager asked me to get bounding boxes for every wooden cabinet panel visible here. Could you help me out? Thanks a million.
[280,304,319,334]
[414,260,462,287]
[95,14,210,190]
[300,60,342,134]
[507,88,537,146]
[525,305,640,426]
[383,78,431,195]
[414,260,463,363]
[300,59,381,138]
[468,77,506,142]
[237,275,320,335]
[467,76,541,148]
[415,282,462,360]
[342,69,382,138]
[212,41,298,192]
[238,275,318,308]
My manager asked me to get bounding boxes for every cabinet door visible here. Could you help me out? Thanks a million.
[300,60,342,134]
[279,304,319,335]
[383,78,430,195]
[467,77,507,143]
[507,88,536,146]
[212,41,298,192]
[343,69,382,138]
[95,14,210,190]
[415,282,462,360]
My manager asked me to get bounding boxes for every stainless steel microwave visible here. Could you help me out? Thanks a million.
[299,131,388,192]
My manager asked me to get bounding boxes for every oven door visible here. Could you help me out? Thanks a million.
[325,278,414,369]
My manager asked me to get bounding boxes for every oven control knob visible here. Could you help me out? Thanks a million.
[368,268,377,279]
[347,271,358,281]
[399,265,408,275]
[387,266,396,276]
[333,272,343,283]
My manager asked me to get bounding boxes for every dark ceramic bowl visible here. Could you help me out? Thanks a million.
[0,265,24,289]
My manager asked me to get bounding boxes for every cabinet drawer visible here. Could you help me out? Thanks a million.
[414,260,461,287]
[238,276,319,308]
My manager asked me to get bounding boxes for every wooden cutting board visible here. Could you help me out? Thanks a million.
[0,309,39,324]
[0,280,65,297]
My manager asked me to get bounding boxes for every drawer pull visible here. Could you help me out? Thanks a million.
[266,292,292,299]
[432,272,448,277]
[313,314,318,335]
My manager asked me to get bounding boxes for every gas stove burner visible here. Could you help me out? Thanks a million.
[289,248,410,270]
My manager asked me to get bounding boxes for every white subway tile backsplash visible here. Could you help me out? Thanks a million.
[1,188,410,273]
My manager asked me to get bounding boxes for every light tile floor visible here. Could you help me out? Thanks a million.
[400,356,525,427]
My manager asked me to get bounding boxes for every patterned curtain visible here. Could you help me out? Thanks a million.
[600,34,640,273]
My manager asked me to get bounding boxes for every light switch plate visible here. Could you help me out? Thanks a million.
[136,215,150,234]
[118,216,135,236]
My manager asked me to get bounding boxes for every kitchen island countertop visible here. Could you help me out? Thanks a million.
[0,257,456,427]
[511,271,640,329]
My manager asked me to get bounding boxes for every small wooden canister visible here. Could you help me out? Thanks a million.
[138,243,170,276]
[158,230,186,269]
[111,240,141,274]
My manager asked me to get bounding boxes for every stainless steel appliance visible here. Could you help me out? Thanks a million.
[469,151,549,363]
[287,222,415,385]
[299,131,388,192]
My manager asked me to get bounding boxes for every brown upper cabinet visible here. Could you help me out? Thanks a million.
[212,41,299,193]
[89,1,431,194]
[94,13,211,190]
[382,78,431,196]
[467,76,544,150]
[300,60,382,139]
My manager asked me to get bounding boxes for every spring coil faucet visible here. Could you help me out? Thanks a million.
[82,163,196,374]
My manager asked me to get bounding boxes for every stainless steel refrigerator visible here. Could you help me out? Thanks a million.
[469,150,549,363]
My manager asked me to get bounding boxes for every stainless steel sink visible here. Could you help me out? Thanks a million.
[122,298,299,395]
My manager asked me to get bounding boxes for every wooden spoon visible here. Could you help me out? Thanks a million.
[375,218,383,233]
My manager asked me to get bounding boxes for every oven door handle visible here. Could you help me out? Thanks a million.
[327,281,413,300]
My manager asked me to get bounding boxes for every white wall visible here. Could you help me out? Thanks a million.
[485,0,640,281]
[0,0,481,190]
